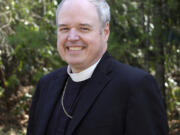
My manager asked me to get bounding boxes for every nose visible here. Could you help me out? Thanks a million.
[67,29,79,41]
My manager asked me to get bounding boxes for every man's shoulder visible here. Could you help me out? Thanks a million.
[112,58,148,74]
[110,57,152,82]
[39,66,67,82]
[103,52,149,78]
[109,58,159,94]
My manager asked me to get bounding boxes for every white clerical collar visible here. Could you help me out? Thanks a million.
[67,59,101,82]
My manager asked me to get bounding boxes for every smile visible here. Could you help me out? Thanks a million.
[68,46,83,51]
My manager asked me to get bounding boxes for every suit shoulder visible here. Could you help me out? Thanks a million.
[110,58,152,83]
[109,58,160,97]
[39,66,67,82]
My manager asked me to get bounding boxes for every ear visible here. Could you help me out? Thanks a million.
[103,22,110,42]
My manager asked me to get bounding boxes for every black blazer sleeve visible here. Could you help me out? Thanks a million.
[125,75,169,135]
[27,79,41,135]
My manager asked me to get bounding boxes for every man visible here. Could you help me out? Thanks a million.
[27,0,169,134]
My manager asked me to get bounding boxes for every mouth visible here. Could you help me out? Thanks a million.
[68,46,84,51]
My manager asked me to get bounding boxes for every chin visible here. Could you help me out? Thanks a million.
[68,60,84,66]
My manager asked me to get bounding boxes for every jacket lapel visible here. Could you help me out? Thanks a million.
[66,52,113,135]
[35,68,68,135]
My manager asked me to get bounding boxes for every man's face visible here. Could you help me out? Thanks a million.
[57,0,109,73]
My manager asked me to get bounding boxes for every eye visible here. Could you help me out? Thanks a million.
[80,27,90,32]
[59,27,69,32]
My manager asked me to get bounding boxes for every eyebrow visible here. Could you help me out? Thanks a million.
[79,23,93,28]
[57,23,93,28]
[57,24,68,28]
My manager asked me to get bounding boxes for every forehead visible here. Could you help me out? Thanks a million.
[57,0,100,25]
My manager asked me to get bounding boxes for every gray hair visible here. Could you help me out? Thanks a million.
[56,0,111,28]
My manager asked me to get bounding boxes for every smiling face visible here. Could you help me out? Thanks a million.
[57,0,110,73]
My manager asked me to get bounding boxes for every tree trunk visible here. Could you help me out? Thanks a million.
[152,0,167,109]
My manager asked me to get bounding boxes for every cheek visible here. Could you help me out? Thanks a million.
[57,39,65,58]
[57,35,65,49]
[57,39,61,51]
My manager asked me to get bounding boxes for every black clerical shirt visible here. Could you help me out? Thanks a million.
[46,77,89,135]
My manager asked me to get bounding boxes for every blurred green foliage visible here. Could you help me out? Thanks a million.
[0,0,180,134]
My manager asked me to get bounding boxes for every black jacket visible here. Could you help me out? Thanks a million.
[27,52,169,135]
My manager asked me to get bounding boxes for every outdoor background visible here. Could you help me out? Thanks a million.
[0,0,180,134]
